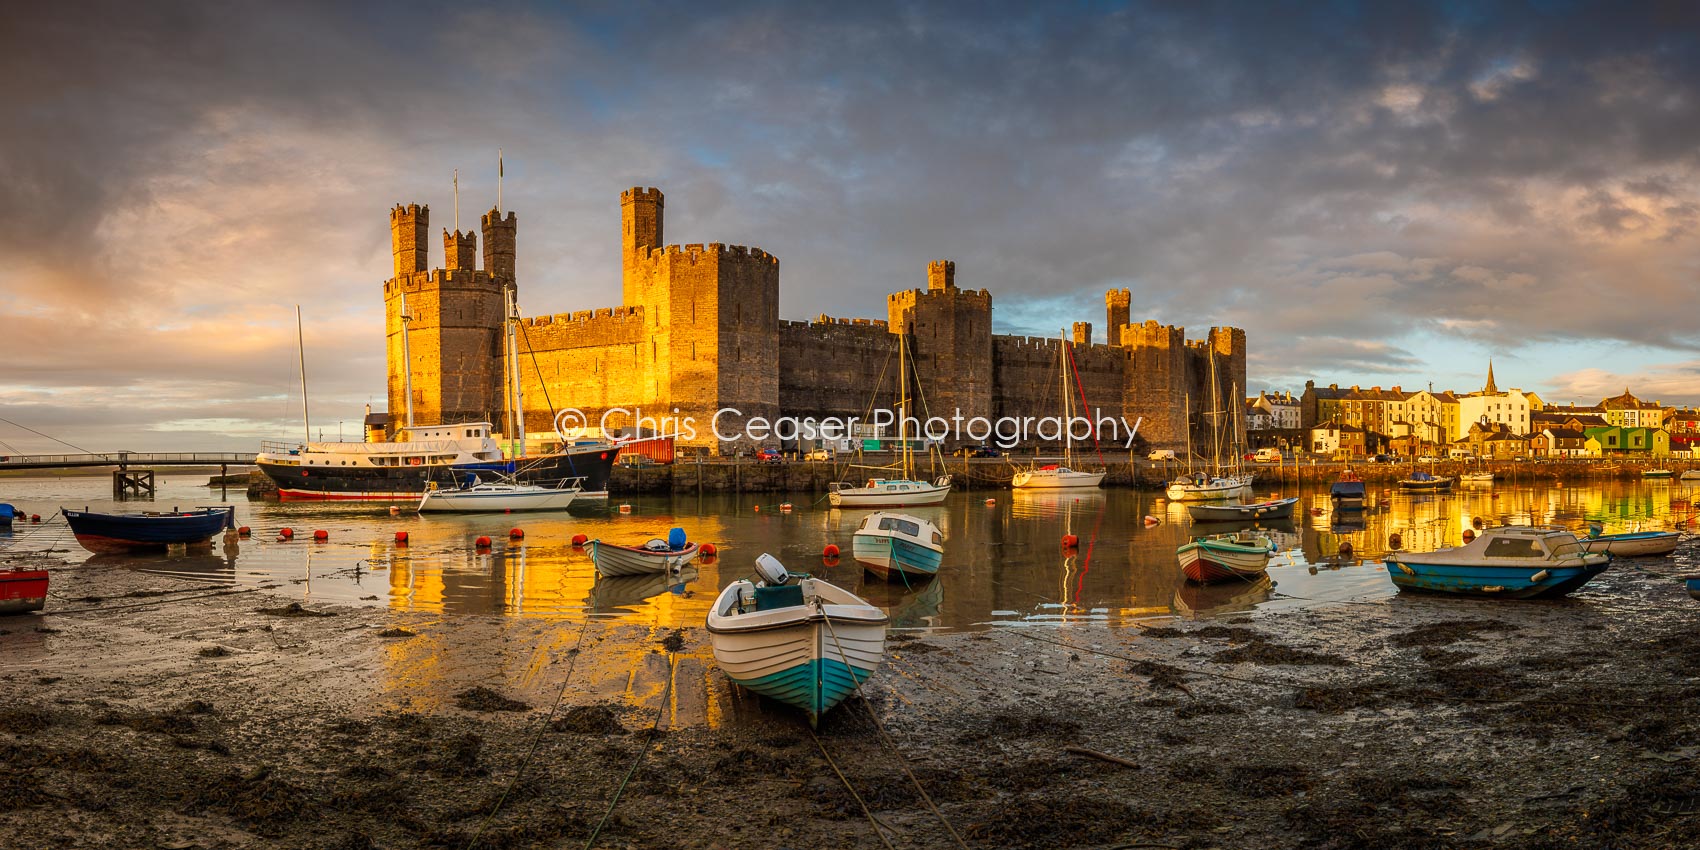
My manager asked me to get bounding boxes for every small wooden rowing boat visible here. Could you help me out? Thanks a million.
[1384,527,1608,598]
[851,511,944,582]
[1177,531,1274,584]
[707,554,888,727]
[63,506,234,554]
[1399,471,1453,492]
[1185,497,1298,522]
[0,568,48,614]
[587,528,701,577]
[1580,528,1681,558]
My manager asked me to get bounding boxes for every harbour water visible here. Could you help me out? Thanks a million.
[4,473,1691,629]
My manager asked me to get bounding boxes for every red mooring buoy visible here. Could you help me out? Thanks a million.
[475,536,492,548]
[701,542,718,556]
[571,533,588,546]
[395,531,409,545]
[824,544,840,557]
[1062,534,1079,548]
[509,528,524,539]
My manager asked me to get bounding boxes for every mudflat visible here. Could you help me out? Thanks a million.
[3,548,1699,849]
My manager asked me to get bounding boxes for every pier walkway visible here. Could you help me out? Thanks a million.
[0,452,253,471]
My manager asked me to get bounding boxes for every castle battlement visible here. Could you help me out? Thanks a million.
[384,269,504,292]
[523,305,644,327]
[621,187,664,204]
[390,202,425,222]
[643,243,777,263]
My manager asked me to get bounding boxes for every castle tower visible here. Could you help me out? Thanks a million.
[1073,322,1092,346]
[889,260,993,436]
[1105,289,1130,346]
[927,260,955,292]
[443,228,477,272]
[621,188,664,303]
[390,204,428,279]
[481,208,517,281]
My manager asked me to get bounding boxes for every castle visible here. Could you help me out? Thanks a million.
[383,188,1247,454]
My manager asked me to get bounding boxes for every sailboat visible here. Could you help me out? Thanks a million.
[828,331,952,507]
[1164,359,1252,501]
[1012,330,1105,490]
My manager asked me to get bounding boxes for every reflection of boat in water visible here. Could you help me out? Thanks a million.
[1189,516,1298,535]
[585,566,698,611]
[89,552,239,584]
[1008,488,1106,519]
[855,577,945,630]
[1173,574,1273,617]
[1186,497,1298,521]
[1330,512,1366,532]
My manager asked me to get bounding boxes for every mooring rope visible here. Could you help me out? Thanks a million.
[582,648,678,850]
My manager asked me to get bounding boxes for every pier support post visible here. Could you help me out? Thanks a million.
[112,469,156,500]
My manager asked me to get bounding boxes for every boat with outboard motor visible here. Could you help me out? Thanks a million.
[1384,526,1609,598]
[1399,470,1453,492]
[706,554,888,727]
[851,511,945,581]
[587,528,701,577]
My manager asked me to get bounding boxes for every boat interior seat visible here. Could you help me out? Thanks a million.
[753,584,805,611]
[642,538,670,552]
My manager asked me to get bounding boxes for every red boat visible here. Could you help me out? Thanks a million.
[1,568,48,615]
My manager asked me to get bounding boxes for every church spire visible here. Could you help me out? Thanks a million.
[1484,358,1498,394]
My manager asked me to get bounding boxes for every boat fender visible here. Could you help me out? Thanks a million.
[1389,533,1403,549]
[389,506,401,515]
[1463,529,1475,542]
[1397,563,1415,576]
[1339,541,1354,556]
[780,503,793,512]
[1482,585,1505,593]
[755,553,790,586]
[619,504,633,514]
[1531,570,1550,583]
[1143,515,1159,526]
[30,514,40,523]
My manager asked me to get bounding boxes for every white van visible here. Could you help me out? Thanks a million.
[1147,449,1177,461]
[1254,447,1283,463]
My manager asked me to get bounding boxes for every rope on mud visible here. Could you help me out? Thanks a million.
[0,510,67,551]
[808,724,900,850]
[823,613,970,850]
[43,586,261,616]
[582,649,678,850]
[464,619,597,850]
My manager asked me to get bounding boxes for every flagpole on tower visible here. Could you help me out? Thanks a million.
[453,169,460,232]
[498,148,504,211]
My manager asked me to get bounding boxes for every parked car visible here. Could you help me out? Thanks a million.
[1254,448,1283,463]
[1417,455,1439,463]
[804,448,833,462]
[955,445,1002,458]
[1148,449,1177,461]
[756,448,782,464]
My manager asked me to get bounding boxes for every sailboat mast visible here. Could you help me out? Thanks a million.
[505,286,525,457]
[296,305,310,444]
[899,329,910,480]
[399,291,415,429]
[1061,329,1072,465]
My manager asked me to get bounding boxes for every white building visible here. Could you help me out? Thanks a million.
[1247,391,1300,431]
[1456,361,1533,435]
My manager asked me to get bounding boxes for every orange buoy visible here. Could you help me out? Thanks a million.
[619,504,632,514]
[394,531,409,545]
[237,526,251,536]
[509,528,524,539]
[701,542,718,556]
[824,544,840,557]
[30,514,40,523]
[312,529,328,541]
[984,498,996,506]
[1062,534,1079,548]
[753,505,760,512]
[388,506,400,516]
[781,503,794,512]
[279,527,294,539]
[1143,515,1159,526]
[1463,529,1476,542]
[475,536,492,548]
[571,533,589,546]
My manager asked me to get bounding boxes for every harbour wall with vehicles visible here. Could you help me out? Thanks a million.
[382,187,1247,456]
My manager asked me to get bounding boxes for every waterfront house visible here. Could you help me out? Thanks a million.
[1248,390,1300,431]
[1582,425,1671,458]
[1456,363,1533,436]
[1309,419,1371,457]
[1531,427,1587,458]
[1670,408,1700,454]
[1460,420,1529,460]
[1600,390,1669,431]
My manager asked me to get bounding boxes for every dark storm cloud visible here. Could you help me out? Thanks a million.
[4,1,1700,448]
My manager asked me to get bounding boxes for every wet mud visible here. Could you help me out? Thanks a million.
[3,545,1700,848]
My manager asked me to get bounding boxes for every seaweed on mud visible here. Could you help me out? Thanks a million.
[1211,639,1350,666]
[180,766,315,837]
[659,627,686,652]
[1578,767,1700,843]
[376,627,416,638]
[964,794,1151,849]
[1128,659,1192,691]
[954,710,1081,744]
[550,704,626,735]
[1174,700,1245,719]
[1141,625,1266,642]
[420,808,591,850]
[452,687,530,713]
[255,602,335,617]
[198,645,230,657]
[110,700,217,735]
[426,732,486,777]
[1418,648,1476,666]
[0,707,54,734]
[1390,619,1519,647]
[1227,763,1313,798]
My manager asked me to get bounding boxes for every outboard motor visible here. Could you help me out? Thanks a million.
[755,553,790,586]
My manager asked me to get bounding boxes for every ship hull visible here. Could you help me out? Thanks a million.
[258,445,619,501]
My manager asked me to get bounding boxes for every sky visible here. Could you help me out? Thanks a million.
[3,1,1700,453]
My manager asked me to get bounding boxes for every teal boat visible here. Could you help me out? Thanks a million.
[851,512,944,582]
[1385,527,1609,599]
[706,555,889,727]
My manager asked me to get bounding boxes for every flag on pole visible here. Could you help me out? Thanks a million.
[498,148,504,211]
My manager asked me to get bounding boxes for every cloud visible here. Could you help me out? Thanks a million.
[3,2,1700,448]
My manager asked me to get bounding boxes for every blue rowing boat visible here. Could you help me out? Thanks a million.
[1385,527,1608,599]
[63,507,234,554]
[1688,578,1700,601]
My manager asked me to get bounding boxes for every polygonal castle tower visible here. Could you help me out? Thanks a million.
[887,261,994,425]
[382,203,510,430]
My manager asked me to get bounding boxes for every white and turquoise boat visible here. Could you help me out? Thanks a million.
[1385,527,1609,599]
[851,511,944,582]
[707,555,888,727]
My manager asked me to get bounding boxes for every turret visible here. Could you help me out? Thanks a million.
[927,260,956,292]
[443,228,478,272]
[390,203,428,279]
[1073,322,1092,346]
[481,208,517,280]
[621,187,664,269]
[1105,289,1130,346]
